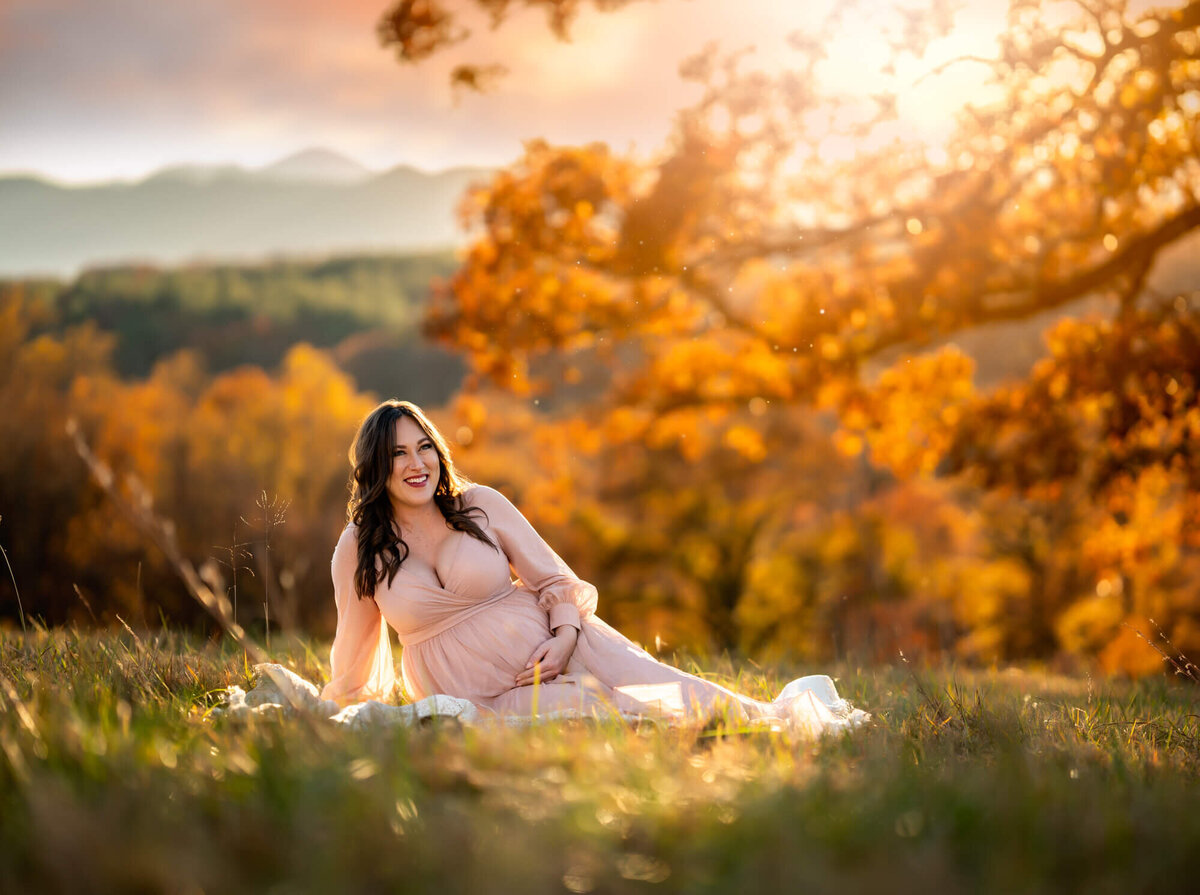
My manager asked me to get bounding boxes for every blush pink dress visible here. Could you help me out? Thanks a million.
[321,484,859,729]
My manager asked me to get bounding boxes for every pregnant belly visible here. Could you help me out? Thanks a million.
[399,588,552,700]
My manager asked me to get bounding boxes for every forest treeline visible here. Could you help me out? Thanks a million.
[2,0,1199,676]
[0,253,466,634]
[1,254,1196,675]
[19,253,465,402]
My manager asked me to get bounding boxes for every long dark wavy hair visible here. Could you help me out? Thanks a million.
[347,400,494,600]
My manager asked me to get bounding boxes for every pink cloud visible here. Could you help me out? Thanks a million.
[0,0,1020,182]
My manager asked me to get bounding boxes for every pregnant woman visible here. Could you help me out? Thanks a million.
[321,400,866,733]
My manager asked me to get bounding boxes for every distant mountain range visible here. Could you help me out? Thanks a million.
[3,146,1198,299]
[0,148,491,277]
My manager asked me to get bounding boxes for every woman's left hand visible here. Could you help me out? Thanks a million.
[516,627,578,686]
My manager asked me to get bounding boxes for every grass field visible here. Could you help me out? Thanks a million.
[1,628,1198,894]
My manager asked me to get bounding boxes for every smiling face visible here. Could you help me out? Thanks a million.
[387,414,442,513]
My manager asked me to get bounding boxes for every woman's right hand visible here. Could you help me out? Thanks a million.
[516,627,578,686]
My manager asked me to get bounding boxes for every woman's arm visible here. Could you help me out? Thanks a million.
[320,525,397,704]
[467,485,596,683]
[468,485,598,627]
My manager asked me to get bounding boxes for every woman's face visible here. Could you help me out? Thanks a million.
[387,415,441,512]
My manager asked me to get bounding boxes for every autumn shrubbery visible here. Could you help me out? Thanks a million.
[0,300,1182,672]
[1,285,375,632]
[4,259,1200,677]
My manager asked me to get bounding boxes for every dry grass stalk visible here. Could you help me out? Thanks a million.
[66,417,267,668]
[0,515,26,633]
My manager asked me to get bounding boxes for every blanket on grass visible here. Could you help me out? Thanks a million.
[215,664,870,735]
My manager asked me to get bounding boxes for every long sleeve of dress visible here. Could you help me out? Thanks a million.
[320,525,397,705]
[468,485,598,632]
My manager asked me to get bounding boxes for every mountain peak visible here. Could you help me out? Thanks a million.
[259,148,372,183]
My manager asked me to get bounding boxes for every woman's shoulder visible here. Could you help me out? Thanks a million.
[460,484,525,534]
[460,483,516,513]
[453,484,501,506]
[334,521,360,554]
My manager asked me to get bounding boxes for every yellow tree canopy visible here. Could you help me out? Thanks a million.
[377,0,1200,664]
[381,0,1196,448]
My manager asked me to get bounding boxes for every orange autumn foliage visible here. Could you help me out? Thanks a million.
[400,0,1200,671]
[1,284,377,632]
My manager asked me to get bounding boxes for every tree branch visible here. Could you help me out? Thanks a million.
[866,203,1200,357]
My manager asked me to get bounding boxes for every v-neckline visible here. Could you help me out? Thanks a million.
[401,528,463,591]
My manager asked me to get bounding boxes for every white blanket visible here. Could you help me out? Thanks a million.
[216,664,480,729]
[216,664,870,735]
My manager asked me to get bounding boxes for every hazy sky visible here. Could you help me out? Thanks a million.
[0,0,1019,184]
